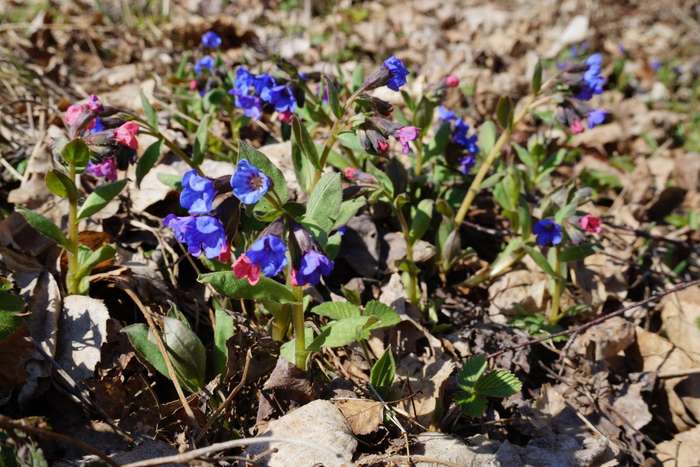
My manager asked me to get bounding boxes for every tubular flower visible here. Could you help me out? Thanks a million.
[383,55,409,91]
[260,83,297,113]
[194,56,215,76]
[232,254,261,285]
[579,214,602,234]
[294,250,334,286]
[452,118,479,154]
[86,157,117,182]
[163,214,227,259]
[533,219,563,247]
[230,159,271,204]
[201,31,222,48]
[180,170,216,214]
[586,108,607,129]
[394,126,420,154]
[235,234,288,282]
[438,106,457,122]
[114,121,139,150]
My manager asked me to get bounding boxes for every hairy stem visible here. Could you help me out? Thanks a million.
[396,204,419,306]
[548,246,563,325]
[292,286,306,370]
[66,162,80,294]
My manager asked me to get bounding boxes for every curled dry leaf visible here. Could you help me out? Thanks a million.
[334,398,383,435]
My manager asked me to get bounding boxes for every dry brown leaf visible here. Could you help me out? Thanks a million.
[661,287,700,365]
[334,398,383,435]
[655,424,700,466]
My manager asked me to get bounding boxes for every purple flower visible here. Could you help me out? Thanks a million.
[245,234,288,277]
[86,157,117,182]
[650,58,662,71]
[230,68,278,119]
[438,106,457,121]
[89,117,105,134]
[180,169,216,214]
[164,214,226,258]
[533,219,563,247]
[383,56,409,91]
[234,67,257,94]
[230,92,263,119]
[458,155,476,175]
[452,119,479,154]
[253,73,276,95]
[294,250,334,286]
[394,126,419,154]
[230,159,270,204]
[195,56,215,76]
[587,108,607,129]
[260,84,297,113]
[201,31,222,48]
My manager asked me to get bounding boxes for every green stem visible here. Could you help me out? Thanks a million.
[548,246,563,325]
[292,286,306,370]
[66,162,80,295]
[414,139,425,176]
[396,204,419,306]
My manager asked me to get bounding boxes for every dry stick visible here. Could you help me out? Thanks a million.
[123,288,199,429]
[487,278,700,360]
[121,436,343,467]
[197,349,252,441]
[356,455,462,467]
[0,415,120,467]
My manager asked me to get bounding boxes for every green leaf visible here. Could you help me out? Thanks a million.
[559,243,595,262]
[478,121,497,156]
[0,291,24,340]
[140,90,158,129]
[323,76,343,119]
[239,142,289,204]
[291,140,316,193]
[121,324,169,382]
[364,301,400,330]
[76,244,115,278]
[514,143,538,172]
[191,114,210,166]
[496,96,513,129]
[455,392,488,417]
[162,317,207,391]
[15,207,74,252]
[199,271,298,304]
[523,245,558,278]
[305,172,342,232]
[410,199,433,243]
[77,179,127,220]
[370,346,396,395]
[311,302,361,320]
[213,307,235,374]
[314,316,374,348]
[474,369,522,398]
[332,197,365,230]
[157,173,182,190]
[531,60,543,94]
[351,64,365,91]
[457,354,487,390]
[280,326,315,365]
[45,170,78,201]
[136,139,163,187]
[61,139,91,170]
[292,117,321,169]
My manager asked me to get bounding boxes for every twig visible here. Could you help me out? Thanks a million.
[121,436,343,467]
[487,279,700,360]
[197,349,252,440]
[0,415,119,467]
[123,287,199,429]
[356,454,462,467]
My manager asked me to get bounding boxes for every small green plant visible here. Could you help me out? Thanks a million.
[455,354,522,417]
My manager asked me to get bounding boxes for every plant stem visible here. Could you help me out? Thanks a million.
[66,162,80,295]
[395,204,419,306]
[292,286,306,370]
[548,246,563,325]
[414,139,424,176]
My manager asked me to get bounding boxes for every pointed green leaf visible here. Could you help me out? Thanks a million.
[77,179,127,220]
[140,90,158,129]
[311,302,361,320]
[163,316,206,391]
[323,76,343,119]
[478,121,497,156]
[531,60,543,94]
[457,354,487,390]
[61,139,91,171]
[291,117,320,169]
[305,172,342,232]
[46,170,78,201]
[523,245,558,278]
[191,114,210,166]
[136,139,163,187]
[15,207,74,252]
[364,301,400,330]
[198,271,298,304]
[370,346,396,395]
[475,369,522,398]
[213,307,235,374]
[410,199,434,243]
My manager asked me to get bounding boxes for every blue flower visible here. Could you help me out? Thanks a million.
[234,67,257,93]
[201,31,222,48]
[90,117,105,134]
[295,250,334,286]
[164,214,226,258]
[533,219,563,247]
[195,56,215,76]
[253,73,276,95]
[587,108,607,129]
[260,84,297,113]
[575,53,605,100]
[650,58,662,71]
[452,119,479,154]
[246,234,288,277]
[230,159,270,204]
[180,169,216,214]
[383,56,409,91]
[229,91,263,119]
[438,106,457,122]
[458,155,476,175]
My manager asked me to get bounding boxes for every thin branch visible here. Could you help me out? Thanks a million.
[0,415,119,467]
[356,454,462,467]
[121,436,343,467]
[487,278,700,360]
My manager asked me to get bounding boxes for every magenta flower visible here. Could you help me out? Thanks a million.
[86,157,117,182]
[394,126,420,154]
[445,75,459,88]
[232,255,260,285]
[579,214,602,233]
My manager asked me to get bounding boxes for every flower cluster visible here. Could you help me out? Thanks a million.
[62,95,140,182]
[438,106,479,175]
[533,214,602,247]
[557,52,608,133]
[358,117,419,156]
[229,67,297,120]
[362,55,409,92]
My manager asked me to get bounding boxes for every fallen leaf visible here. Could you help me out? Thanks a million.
[334,398,383,435]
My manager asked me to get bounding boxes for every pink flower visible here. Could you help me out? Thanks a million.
[377,139,389,153]
[232,254,260,285]
[579,214,602,234]
[219,243,231,263]
[114,121,139,150]
[277,110,294,123]
[86,95,103,112]
[64,104,86,126]
[394,126,420,154]
[343,167,359,180]
[570,120,585,134]
[188,80,198,91]
[445,75,459,88]
[86,157,117,182]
